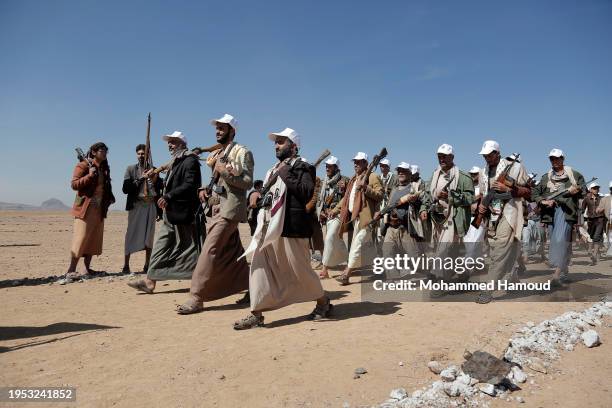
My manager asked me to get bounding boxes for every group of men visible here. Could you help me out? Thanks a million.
[67,114,610,322]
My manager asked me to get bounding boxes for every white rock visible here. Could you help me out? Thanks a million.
[411,390,423,399]
[564,344,574,351]
[440,365,458,382]
[581,330,600,348]
[526,321,535,328]
[443,382,461,397]
[390,388,408,400]
[516,396,525,403]
[398,361,404,367]
[427,360,443,374]
[511,366,527,383]
[477,383,496,396]
[456,373,471,385]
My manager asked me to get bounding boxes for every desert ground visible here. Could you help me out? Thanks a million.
[1,210,611,408]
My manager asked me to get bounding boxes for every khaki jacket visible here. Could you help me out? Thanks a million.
[334,172,383,230]
[598,195,612,221]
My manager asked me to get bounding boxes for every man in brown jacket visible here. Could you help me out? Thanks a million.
[177,114,254,314]
[329,151,383,285]
[66,142,115,280]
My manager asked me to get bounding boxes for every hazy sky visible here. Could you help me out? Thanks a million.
[1,0,610,208]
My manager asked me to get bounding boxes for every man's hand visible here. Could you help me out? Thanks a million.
[478,203,488,215]
[541,199,556,208]
[420,211,428,221]
[568,185,580,195]
[198,190,209,203]
[157,197,168,210]
[319,212,328,223]
[88,166,97,176]
[492,180,510,193]
[437,190,448,200]
[373,211,381,221]
[355,179,366,192]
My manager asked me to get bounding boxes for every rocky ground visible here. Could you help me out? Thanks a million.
[1,211,611,407]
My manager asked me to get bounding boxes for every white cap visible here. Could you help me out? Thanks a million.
[549,148,564,158]
[609,181,612,188]
[528,173,536,179]
[437,144,454,155]
[162,131,188,145]
[268,127,300,148]
[380,158,390,166]
[589,182,600,189]
[469,166,481,174]
[396,162,411,171]
[410,164,420,174]
[479,140,500,155]
[352,152,368,161]
[210,113,238,132]
[325,156,339,166]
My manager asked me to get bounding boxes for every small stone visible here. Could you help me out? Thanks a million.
[526,357,547,374]
[511,366,527,384]
[427,360,443,374]
[526,321,535,328]
[516,396,525,403]
[440,365,458,382]
[354,367,367,375]
[218,374,225,380]
[398,361,404,367]
[353,374,360,380]
[342,402,350,408]
[463,349,473,360]
[477,383,496,396]
[581,330,600,348]
[389,388,408,400]
[64,290,68,294]
[564,344,574,352]
[456,373,471,385]
[443,382,461,397]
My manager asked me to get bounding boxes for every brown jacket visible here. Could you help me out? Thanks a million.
[334,172,383,230]
[71,161,115,220]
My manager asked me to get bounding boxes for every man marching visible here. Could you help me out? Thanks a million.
[474,141,531,304]
[234,128,332,329]
[127,131,200,294]
[582,181,605,265]
[316,156,350,279]
[428,144,474,282]
[330,152,383,285]
[177,114,253,314]
[532,148,586,285]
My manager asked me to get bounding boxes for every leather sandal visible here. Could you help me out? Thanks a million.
[176,298,204,315]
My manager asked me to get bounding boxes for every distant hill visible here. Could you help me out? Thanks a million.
[0,198,70,211]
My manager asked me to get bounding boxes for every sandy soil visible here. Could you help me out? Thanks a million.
[1,211,611,408]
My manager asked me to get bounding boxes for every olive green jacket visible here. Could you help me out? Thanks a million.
[531,169,586,225]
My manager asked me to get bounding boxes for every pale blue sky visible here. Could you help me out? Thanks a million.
[1,0,610,207]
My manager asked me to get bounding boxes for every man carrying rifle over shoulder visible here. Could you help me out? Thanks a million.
[374,162,430,280]
[128,131,200,294]
[532,148,586,287]
[177,114,253,314]
[330,151,383,285]
[474,141,531,304]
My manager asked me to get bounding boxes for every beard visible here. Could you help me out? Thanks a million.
[216,133,230,145]
[276,145,293,161]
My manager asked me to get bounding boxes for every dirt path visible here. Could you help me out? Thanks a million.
[1,211,611,407]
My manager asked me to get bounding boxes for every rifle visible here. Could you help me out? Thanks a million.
[143,113,154,197]
[541,177,597,201]
[75,147,93,168]
[305,149,331,214]
[429,175,456,225]
[359,147,387,189]
[471,154,521,229]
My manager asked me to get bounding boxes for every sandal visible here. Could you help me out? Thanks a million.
[233,314,264,330]
[335,274,350,286]
[176,298,204,315]
[319,271,330,280]
[127,279,154,294]
[308,298,333,320]
[475,291,493,304]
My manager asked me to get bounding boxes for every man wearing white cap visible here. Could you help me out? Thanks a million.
[410,164,425,194]
[233,128,331,329]
[532,148,586,285]
[316,155,350,279]
[428,144,474,282]
[329,152,383,285]
[582,182,605,264]
[474,141,531,304]
[176,114,254,314]
[377,162,430,279]
[129,131,201,294]
[378,158,397,241]
[596,181,612,257]
[463,166,485,262]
